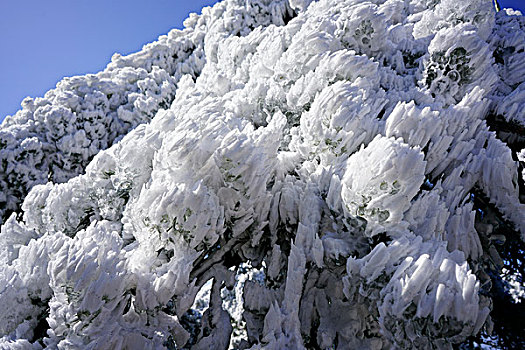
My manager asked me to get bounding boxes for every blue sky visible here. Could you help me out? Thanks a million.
[1,0,524,123]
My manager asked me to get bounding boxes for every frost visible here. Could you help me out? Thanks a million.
[0,0,296,225]
[1,0,525,349]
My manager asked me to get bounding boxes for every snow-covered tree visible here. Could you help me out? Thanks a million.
[0,0,294,225]
[0,0,524,349]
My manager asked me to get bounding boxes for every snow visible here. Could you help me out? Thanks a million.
[1,0,525,349]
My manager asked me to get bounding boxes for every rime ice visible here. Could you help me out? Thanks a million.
[1,0,525,349]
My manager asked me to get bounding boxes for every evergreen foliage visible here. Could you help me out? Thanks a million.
[0,0,524,349]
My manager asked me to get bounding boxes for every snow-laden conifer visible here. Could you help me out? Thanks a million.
[1,0,525,348]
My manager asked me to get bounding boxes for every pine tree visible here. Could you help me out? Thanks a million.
[0,0,524,349]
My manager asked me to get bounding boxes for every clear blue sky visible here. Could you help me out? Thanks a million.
[0,0,524,123]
